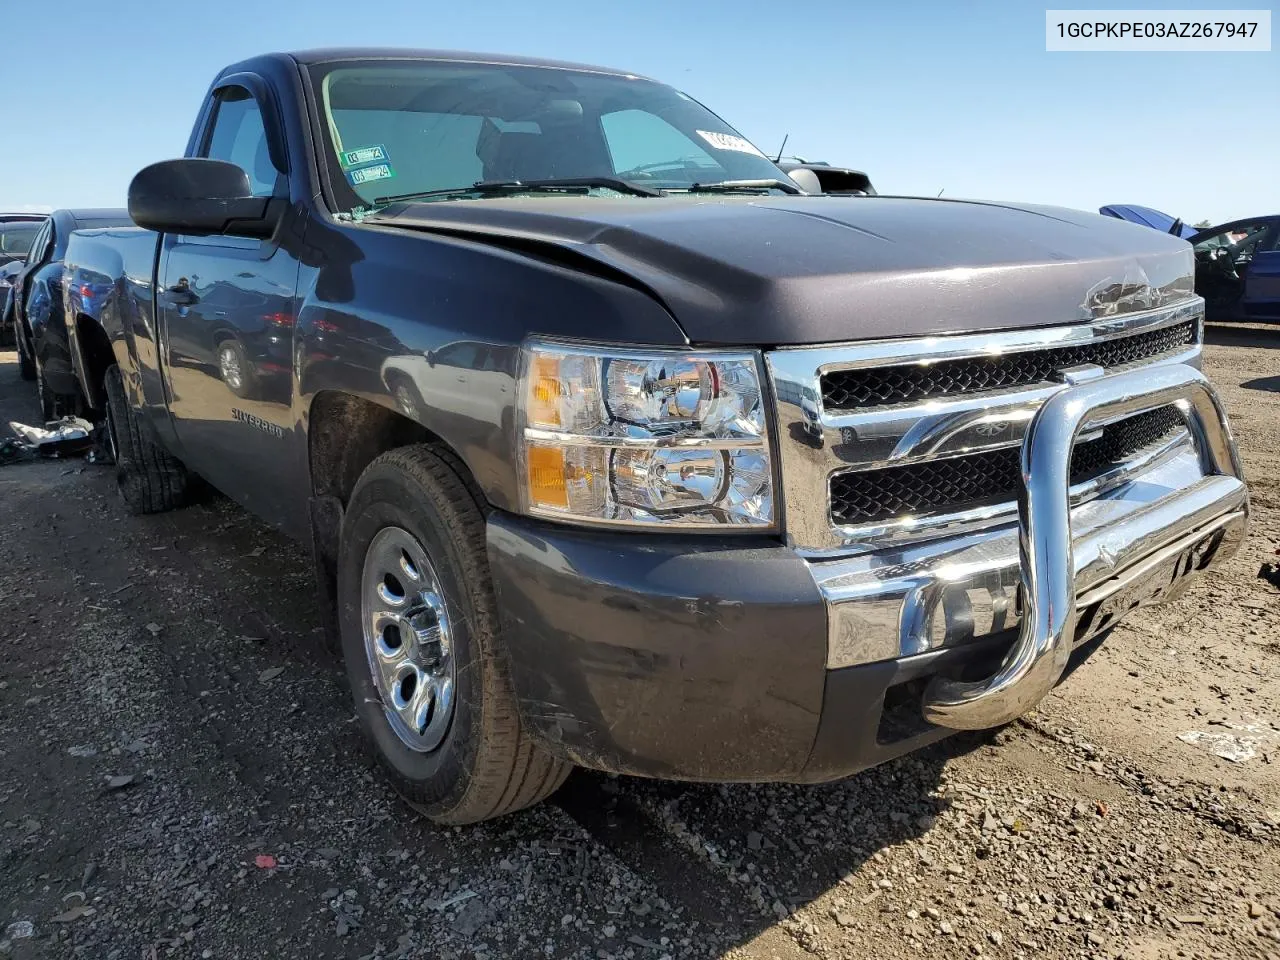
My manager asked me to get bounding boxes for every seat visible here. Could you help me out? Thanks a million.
[483,131,570,182]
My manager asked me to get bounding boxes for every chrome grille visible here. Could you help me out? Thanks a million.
[765,299,1206,555]
[830,406,1185,526]
[821,319,1197,410]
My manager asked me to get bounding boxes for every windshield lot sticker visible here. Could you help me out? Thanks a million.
[696,131,766,157]
[347,163,396,186]
[339,144,389,169]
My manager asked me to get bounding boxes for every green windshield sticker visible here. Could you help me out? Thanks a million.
[339,144,389,169]
[347,163,396,186]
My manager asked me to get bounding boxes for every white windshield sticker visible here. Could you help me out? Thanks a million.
[696,130,766,157]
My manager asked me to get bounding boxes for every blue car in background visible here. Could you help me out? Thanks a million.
[10,208,132,418]
[1101,204,1280,323]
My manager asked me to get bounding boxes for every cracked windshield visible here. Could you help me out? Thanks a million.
[311,60,795,213]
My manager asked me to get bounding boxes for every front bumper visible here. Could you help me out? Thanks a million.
[487,364,1248,781]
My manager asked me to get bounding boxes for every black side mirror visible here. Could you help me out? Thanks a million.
[128,158,282,238]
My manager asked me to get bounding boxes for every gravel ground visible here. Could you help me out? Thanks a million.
[1,324,1277,960]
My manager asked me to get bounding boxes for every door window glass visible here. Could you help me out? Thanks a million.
[1193,222,1268,256]
[204,87,280,198]
[26,221,51,264]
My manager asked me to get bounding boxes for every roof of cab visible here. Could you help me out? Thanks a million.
[285,47,648,79]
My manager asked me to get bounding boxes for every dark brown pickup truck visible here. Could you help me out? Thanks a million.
[62,47,1248,823]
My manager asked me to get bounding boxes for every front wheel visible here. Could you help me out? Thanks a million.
[337,444,570,824]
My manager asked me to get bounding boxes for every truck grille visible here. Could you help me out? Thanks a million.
[821,319,1197,411]
[830,406,1185,526]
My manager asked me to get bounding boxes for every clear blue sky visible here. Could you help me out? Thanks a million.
[1,0,1275,224]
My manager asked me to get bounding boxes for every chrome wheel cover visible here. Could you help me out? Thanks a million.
[360,526,456,752]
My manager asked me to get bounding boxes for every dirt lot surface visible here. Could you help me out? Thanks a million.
[1,326,1277,960]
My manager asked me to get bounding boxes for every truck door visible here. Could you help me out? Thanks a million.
[158,80,302,527]
[1241,224,1280,321]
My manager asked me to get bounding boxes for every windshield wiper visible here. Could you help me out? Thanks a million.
[681,179,803,195]
[375,177,660,205]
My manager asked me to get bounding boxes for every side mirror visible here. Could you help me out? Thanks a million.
[128,158,281,238]
[786,169,824,195]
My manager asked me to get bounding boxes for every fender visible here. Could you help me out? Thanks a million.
[293,216,687,513]
[65,228,167,425]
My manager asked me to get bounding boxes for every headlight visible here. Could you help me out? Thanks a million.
[518,340,775,529]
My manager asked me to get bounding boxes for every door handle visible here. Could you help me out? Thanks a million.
[165,279,197,306]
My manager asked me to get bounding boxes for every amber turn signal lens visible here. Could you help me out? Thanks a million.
[526,444,569,509]
[528,354,563,428]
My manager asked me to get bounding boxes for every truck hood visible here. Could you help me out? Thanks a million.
[368,195,1196,346]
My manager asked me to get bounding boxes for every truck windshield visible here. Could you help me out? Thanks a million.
[306,59,791,215]
[0,221,42,260]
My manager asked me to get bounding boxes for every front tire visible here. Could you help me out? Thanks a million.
[104,365,189,514]
[337,444,570,824]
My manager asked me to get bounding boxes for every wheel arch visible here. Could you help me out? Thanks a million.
[305,388,493,653]
[71,312,116,413]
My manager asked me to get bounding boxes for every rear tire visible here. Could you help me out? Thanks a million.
[337,444,570,824]
[16,323,36,381]
[103,364,189,514]
[35,356,73,422]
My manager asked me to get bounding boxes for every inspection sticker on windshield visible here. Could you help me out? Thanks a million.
[339,144,389,169]
[696,131,766,157]
[347,163,395,186]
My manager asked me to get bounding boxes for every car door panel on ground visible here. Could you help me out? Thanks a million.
[158,82,303,527]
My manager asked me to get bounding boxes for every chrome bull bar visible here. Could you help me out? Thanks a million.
[921,363,1248,730]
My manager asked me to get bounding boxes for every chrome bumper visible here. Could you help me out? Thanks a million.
[806,363,1248,730]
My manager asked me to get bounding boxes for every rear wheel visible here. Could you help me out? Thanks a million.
[35,355,74,422]
[337,444,570,824]
[103,365,189,514]
[15,322,36,381]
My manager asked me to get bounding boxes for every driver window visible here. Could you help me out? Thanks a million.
[203,87,281,198]
[1194,224,1259,257]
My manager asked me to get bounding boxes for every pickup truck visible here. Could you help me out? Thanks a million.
[64,48,1250,825]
